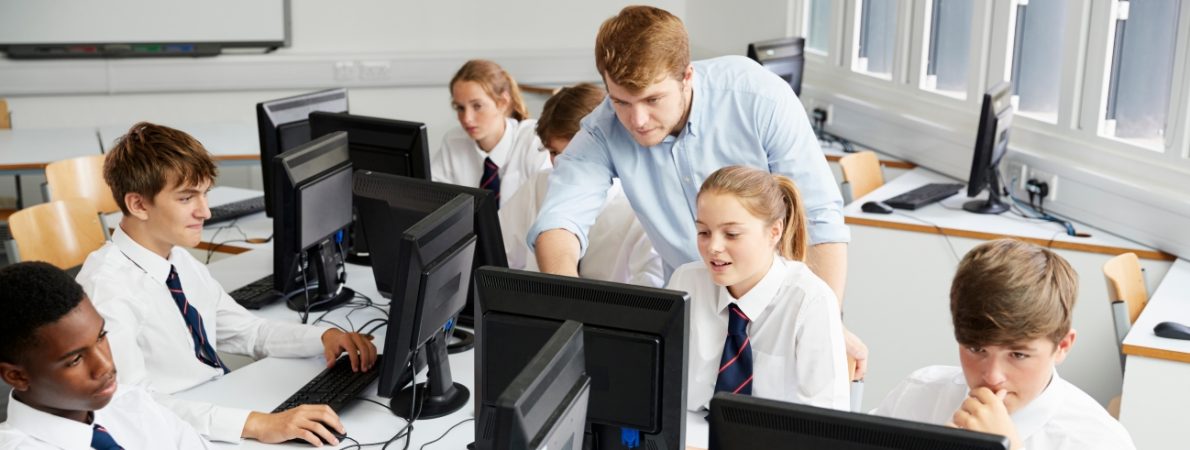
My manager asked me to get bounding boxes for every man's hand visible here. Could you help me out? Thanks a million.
[321,329,377,372]
[947,388,1022,450]
[243,405,344,446]
[844,327,868,381]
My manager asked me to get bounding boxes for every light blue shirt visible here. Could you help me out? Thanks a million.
[528,55,848,275]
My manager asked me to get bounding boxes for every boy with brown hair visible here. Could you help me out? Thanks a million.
[76,122,377,446]
[873,239,1134,449]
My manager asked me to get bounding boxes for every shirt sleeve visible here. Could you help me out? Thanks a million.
[498,170,541,270]
[760,90,850,246]
[791,281,850,411]
[213,289,328,359]
[430,132,453,184]
[526,127,614,257]
[147,390,251,443]
[137,389,218,449]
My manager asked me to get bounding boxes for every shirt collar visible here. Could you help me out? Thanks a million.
[113,225,176,285]
[5,389,105,449]
[716,255,786,321]
[1009,368,1066,442]
[473,117,518,168]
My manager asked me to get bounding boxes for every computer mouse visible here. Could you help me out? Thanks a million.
[861,201,894,215]
[287,426,347,446]
[1154,321,1190,340]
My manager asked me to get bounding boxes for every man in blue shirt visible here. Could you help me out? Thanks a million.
[527,5,868,378]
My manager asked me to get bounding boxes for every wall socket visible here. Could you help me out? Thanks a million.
[1028,167,1059,203]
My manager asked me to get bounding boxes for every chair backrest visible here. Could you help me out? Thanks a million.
[1103,252,1147,372]
[838,151,884,201]
[8,199,106,270]
[0,98,10,129]
[45,155,120,215]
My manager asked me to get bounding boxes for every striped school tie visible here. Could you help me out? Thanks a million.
[715,303,753,395]
[480,156,501,207]
[166,265,229,374]
[91,423,124,450]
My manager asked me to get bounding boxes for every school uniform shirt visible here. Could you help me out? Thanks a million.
[499,167,664,287]
[668,256,849,412]
[75,226,330,443]
[431,117,549,208]
[872,366,1135,450]
[0,385,211,450]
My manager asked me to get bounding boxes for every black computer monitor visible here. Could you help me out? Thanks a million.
[964,81,1014,215]
[256,88,349,217]
[709,393,1009,449]
[354,184,477,419]
[474,267,689,450]
[350,171,506,326]
[491,320,591,450]
[309,111,432,264]
[748,37,805,96]
[272,131,356,312]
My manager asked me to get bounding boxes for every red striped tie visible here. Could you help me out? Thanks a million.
[715,304,753,395]
[166,265,228,374]
[480,157,501,207]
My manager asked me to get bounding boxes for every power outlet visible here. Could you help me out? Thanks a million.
[1028,167,1059,203]
[822,103,835,126]
[1004,161,1028,194]
[333,61,357,82]
[359,60,391,81]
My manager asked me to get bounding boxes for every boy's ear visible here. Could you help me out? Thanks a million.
[1052,329,1077,364]
[124,192,151,221]
[0,361,31,392]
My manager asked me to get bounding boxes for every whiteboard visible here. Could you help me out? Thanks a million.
[0,0,286,46]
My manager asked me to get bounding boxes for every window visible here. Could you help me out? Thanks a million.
[922,0,973,97]
[1009,0,1069,123]
[806,0,832,53]
[855,0,898,78]
[1103,0,1181,149]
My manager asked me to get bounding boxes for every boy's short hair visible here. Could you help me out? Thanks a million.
[950,239,1078,347]
[535,83,606,143]
[0,262,86,363]
[595,5,691,92]
[104,122,218,215]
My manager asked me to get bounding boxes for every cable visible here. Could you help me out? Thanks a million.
[891,210,962,264]
[419,418,474,449]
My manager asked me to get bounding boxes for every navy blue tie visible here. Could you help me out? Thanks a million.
[715,304,753,395]
[480,157,501,207]
[91,423,124,450]
[166,265,228,374]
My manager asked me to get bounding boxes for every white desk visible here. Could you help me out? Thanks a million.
[0,128,102,174]
[104,186,272,255]
[99,122,259,164]
[1119,258,1190,449]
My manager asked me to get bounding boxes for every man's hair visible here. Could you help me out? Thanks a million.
[950,239,1078,347]
[0,262,87,363]
[595,5,691,92]
[104,122,218,215]
[535,83,606,143]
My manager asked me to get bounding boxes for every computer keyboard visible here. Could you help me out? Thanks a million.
[273,354,384,414]
[228,275,281,309]
[207,196,265,225]
[883,183,965,210]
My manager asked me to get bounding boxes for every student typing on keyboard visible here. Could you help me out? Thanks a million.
[74,123,379,447]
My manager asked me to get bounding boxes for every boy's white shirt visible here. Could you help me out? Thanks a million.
[668,256,849,412]
[431,117,548,209]
[872,365,1135,450]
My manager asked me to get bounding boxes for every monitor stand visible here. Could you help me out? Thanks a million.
[389,331,469,420]
[345,212,373,266]
[287,242,355,311]
[963,166,1010,215]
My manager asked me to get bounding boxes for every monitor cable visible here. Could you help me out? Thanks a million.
[811,108,856,153]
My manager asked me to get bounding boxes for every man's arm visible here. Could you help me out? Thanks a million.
[806,242,847,302]
[535,229,581,277]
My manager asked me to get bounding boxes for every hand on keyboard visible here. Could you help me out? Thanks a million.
[321,329,379,372]
[244,404,345,446]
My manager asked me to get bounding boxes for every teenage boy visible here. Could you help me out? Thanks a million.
[0,261,211,449]
[526,5,868,377]
[76,122,378,446]
[873,239,1135,449]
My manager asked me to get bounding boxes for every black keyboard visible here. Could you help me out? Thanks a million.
[273,354,384,413]
[228,275,281,309]
[207,196,265,225]
[883,183,964,210]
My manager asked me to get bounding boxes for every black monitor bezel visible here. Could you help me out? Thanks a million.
[748,36,806,96]
[256,88,349,217]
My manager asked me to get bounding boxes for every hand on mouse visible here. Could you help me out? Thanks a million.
[243,404,345,446]
[946,388,1022,450]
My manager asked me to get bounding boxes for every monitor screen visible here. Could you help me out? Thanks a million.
[709,393,1009,450]
[748,37,805,96]
[963,81,1014,215]
[256,88,349,217]
[492,320,590,450]
[474,267,689,450]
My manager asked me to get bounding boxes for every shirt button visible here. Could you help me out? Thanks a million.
[684,177,691,182]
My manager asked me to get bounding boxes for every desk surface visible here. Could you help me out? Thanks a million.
[103,186,271,255]
[99,121,259,161]
[1122,258,1190,362]
[844,168,1171,260]
[0,128,102,172]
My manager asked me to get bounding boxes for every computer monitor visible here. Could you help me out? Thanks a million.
[491,320,591,450]
[354,183,477,419]
[272,131,356,312]
[256,88,349,217]
[474,267,689,450]
[309,111,432,264]
[748,37,805,96]
[350,171,506,326]
[708,393,1009,450]
[964,81,1014,215]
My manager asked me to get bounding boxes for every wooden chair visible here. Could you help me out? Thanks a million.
[45,155,120,214]
[0,98,10,129]
[8,199,106,270]
[1103,252,1148,419]
[838,151,884,202]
